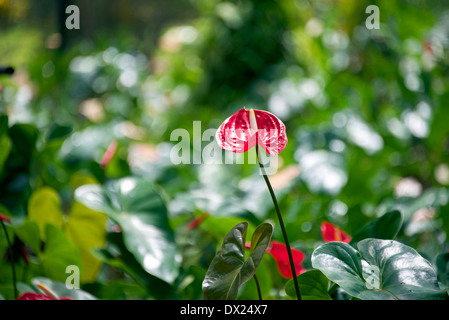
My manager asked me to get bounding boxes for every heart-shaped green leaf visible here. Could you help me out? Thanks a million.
[285,269,332,300]
[349,210,402,248]
[27,181,107,283]
[41,224,82,282]
[311,238,447,300]
[66,201,107,283]
[202,222,273,300]
[93,232,175,299]
[75,177,180,284]
[28,187,64,240]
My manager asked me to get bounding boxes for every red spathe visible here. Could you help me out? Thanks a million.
[215,108,288,155]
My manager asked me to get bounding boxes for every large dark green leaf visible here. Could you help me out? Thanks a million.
[0,115,11,173]
[311,241,366,297]
[285,269,332,300]
[0,123,38,215]
[349,210,402,248]
[93,232,175,299]
[436,252,449,287]
[8,123,38,164]
[75,177,180,284]
[311,239,447,300]
[202,222,273,300]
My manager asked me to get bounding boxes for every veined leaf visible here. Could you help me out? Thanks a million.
[311,239,447,300]
[93,232,175,299]
[285,269,332,300]
[75,177,180,284]
[202,222,273,300]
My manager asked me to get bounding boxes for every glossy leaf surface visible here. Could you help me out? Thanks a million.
[312,239,447,300]
[285,269,332,300]
[202,222,273,300]
[75,177,180,284]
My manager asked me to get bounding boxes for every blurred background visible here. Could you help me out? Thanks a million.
[1,0,449,300]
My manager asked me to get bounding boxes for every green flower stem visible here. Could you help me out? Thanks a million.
[255,144,302,300]
[254,274,262,300]
[1,221,18,299]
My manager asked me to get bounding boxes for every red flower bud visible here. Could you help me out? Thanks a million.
[267,240,305,278]
[320,221,351,243]
[100,140,118,170]
[186,213,209,231]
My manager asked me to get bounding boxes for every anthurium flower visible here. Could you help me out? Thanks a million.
[17,283,73,300]
[215,108,287,155]
[320,221,351,243]
[17,292,54,300]
[267,240,305,278]
[17,292,72,300]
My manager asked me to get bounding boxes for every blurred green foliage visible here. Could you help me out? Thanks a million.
[0,0,449,300]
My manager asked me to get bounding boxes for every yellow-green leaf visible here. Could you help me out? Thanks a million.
[40,224,81,282]
[28,187,64,240]
[66,201,106,283]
